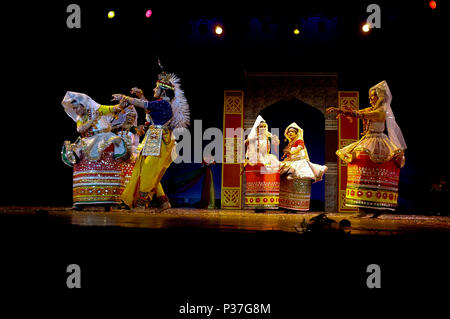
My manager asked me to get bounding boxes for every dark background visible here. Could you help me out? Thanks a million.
[1,0,447,211]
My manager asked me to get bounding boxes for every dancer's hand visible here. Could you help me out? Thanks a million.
[136,125,146,136]
[272,134,280,145]
[130,87,144,98]
[118,97,129,109]
[112,94,123,101]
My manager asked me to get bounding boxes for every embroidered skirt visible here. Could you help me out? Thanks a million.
[73,144,124,205]
[119,160,135,188]
[244,164,280,209]
[279,177,312,211]
[345,152,400,210]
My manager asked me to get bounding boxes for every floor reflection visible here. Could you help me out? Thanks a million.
[1,206,449,235]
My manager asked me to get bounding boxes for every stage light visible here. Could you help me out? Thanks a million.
[293,28,300,35]
[214,25,223,35]
[146,10,153,18]
[429,1,437,9]
[362,23,371,32]
[107,11,115,19]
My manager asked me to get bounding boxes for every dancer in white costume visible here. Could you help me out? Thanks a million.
[279,123,327,211]
[244,116,281,209]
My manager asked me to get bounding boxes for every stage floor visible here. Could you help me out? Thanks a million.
[1,206,449,235]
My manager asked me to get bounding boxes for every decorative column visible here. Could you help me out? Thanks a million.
[221,90,244,209]
[337,91,360,213]
[325,113,338,212]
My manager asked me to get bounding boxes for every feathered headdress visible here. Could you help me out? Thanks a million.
[167,73,190,129]
[156,58,190,129]
[156,57,175,90]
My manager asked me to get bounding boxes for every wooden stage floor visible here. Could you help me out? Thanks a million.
[1,206,449,235]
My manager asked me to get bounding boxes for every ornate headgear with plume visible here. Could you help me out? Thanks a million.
[156,73,175,90]
[156,58,190,129]
[156,58,174,90]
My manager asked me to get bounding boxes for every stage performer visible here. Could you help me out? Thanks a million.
[113,71,190,211]
[279,123,328,212]
[326,80,406,217]
[127,86,172,208]
[244,115,280,210]
[110,103,140,187]
[61,91,130,211]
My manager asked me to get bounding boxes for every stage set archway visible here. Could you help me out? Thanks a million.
[221,72,359,213]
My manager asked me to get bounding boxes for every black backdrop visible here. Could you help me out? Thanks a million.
[1,0,447,211]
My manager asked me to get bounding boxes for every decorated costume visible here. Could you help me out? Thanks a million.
[244,116,280,209]
[333,80,406,211]
[111,105,139,187]
[119,72,190,209]
[279,123,328,211]
[61,91,129,208]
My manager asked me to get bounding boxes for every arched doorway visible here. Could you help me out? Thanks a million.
[244,72,338,212]
[259,98,326,210]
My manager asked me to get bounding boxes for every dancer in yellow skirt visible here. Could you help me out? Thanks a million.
[112,69,190,210]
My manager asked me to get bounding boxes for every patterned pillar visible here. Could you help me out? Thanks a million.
[337,92,360,213]
[221,90,244,209]
[325,114,338,212]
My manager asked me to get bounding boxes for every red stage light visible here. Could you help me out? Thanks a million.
[429,1,437,10]
[146,10,153,18]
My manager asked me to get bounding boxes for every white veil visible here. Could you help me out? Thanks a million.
[245,115,265,163]
[62,91,113,132]
[284,122,309,161]
[370,81,407,150]
[62,91,100,122]
[248,115,265,140]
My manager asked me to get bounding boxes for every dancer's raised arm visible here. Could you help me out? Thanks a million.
[112,94,146,109]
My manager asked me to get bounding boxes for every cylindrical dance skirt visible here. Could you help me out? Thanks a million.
[120,160,135,188]
[345,152,400,211]
[73,144,124,205]
[244,164,280,209]
[279,177,312,211]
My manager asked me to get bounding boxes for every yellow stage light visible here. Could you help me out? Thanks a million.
[362,23,370,33]
[215,25,223,35]
[108,11,115,19]
[293,28,300,35]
